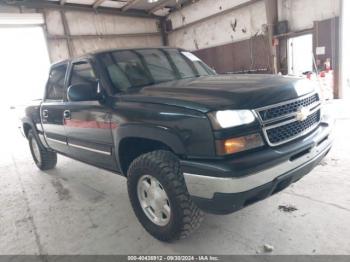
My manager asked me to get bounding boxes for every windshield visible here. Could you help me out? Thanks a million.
[99,48,215,93]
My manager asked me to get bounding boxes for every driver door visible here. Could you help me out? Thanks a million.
[64,60,116,170]
[41,62,70,155]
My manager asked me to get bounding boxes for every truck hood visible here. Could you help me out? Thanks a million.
[119,74,316,113]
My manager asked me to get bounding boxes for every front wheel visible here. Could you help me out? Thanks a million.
[28,130,57,170]
[127,150,204,242]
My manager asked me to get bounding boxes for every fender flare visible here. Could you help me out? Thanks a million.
[21,117,36,137]
[115,124,186,154]
[114,124,186,170]
[21,117,49,149]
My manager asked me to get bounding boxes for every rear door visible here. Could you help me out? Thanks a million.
[64,60,116,170]
[41,63,70,154]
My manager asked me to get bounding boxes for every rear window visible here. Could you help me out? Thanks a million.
[46,64,67,100]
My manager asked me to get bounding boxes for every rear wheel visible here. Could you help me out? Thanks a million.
[28,130,57,170]
[127,150,204,242]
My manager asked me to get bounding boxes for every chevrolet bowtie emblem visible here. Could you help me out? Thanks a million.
[296,107,309,122]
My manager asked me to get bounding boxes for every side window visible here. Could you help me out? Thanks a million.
[69,62,97,87]
[46,64,67,100]
[166,49,196,78]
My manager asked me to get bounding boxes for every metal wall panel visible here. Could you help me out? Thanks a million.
[193,35,271,74]
[314,17,340,98]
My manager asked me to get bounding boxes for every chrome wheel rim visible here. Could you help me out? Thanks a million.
[137,175,171,226]
[31,138,41,163]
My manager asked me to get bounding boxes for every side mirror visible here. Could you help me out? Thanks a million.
[67,83,100,102]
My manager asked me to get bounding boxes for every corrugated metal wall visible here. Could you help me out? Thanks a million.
[193,35,271,74]
[43,10,162,62]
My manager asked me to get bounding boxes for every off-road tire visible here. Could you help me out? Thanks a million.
[127,150,204,242]
[28,130,57,170]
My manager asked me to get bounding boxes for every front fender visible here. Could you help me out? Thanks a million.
[114,123,186,155]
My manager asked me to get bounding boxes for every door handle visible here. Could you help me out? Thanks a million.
[42,110,48,118]
[63,110,71,119]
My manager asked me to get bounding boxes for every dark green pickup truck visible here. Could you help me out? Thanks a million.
[21,47,333,241]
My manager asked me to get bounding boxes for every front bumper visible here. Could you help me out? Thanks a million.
[181,120,333,214]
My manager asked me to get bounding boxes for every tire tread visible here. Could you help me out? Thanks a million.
[28,130,57,170]
[127,150,204,241]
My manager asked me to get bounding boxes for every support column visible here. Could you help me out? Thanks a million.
[59,10,73,58]
[159,17,169,46]
[264,0,278,74]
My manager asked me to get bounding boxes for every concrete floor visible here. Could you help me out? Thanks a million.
[0,101,349,255]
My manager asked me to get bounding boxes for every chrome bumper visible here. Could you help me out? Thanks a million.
[184,131,333,199]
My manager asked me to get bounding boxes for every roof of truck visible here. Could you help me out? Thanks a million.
[50,47,183,68]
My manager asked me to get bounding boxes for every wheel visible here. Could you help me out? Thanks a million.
[28,130,57,170]
[127,150,204,242]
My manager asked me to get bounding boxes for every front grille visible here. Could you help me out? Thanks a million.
[259,93,319,121]
[255,93,321,146]
[266,110,321,144]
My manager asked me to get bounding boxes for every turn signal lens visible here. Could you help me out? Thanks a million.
[216,134,264,155]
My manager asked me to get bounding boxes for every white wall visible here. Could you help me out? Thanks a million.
[168,0,340,51]
[169,0,251,29]
[278,0,340,31]
[168,0,267,51]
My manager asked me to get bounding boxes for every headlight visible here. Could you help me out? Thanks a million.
[208,110,256,129]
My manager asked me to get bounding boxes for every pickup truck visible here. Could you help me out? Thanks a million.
[21,47,333,242]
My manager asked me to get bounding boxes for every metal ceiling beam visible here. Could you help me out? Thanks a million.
[149,0,174,14]
[150,0,197,14]
[92,0,107,9]
[4,0,161,19]
[122,0,142,12]
[46,32,160,39]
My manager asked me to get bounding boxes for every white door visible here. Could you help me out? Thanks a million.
[288,34,313,76]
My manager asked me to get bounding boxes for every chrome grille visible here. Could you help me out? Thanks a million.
[266,110,321,144]
[259,93,319,122]
[255,93,321,146]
